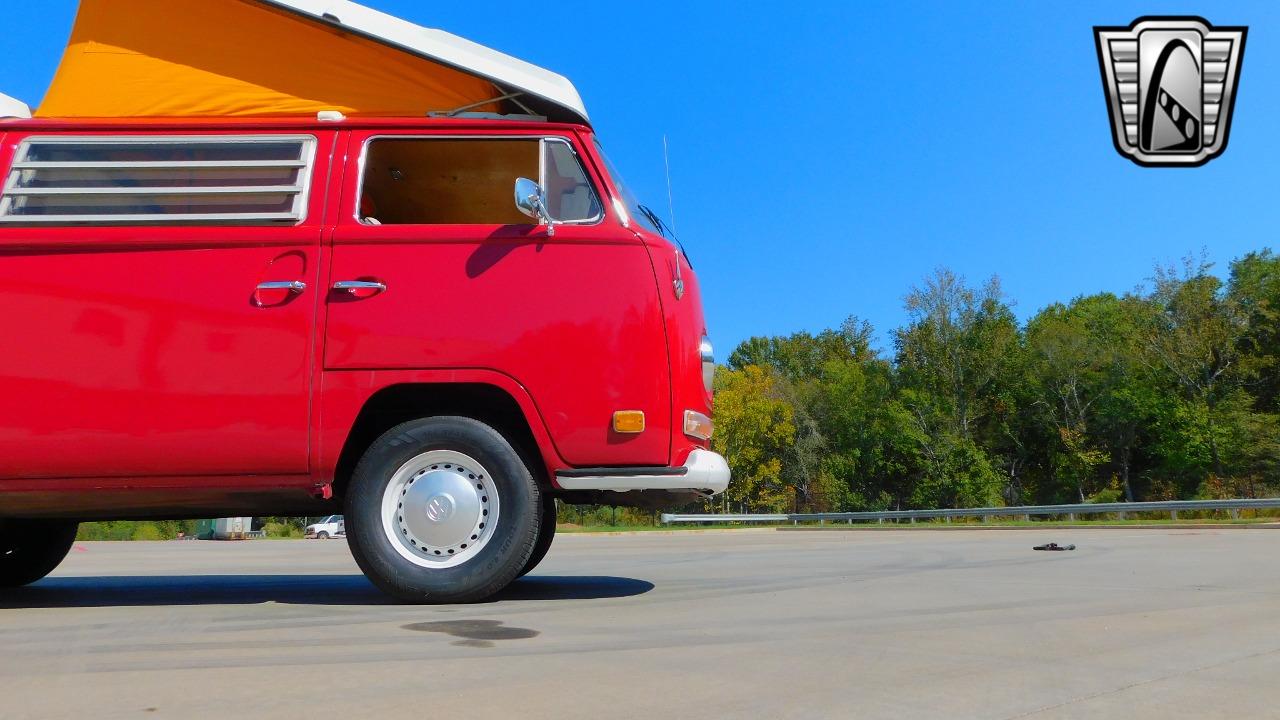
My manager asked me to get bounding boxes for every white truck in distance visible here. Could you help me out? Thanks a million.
[305,516,344,539]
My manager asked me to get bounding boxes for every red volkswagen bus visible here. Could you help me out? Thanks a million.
[0,0,728,602]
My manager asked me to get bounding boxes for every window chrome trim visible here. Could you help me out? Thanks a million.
[11,160,309,170]
[539,136,605,226]
[353,134,605,228]
[4,185,305,196]
[0,134,318,226]
[611,196,631,228]
[0,212,302,225]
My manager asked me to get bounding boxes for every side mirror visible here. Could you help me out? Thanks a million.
[514,177,555,237]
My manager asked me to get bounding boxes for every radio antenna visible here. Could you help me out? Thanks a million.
[663,134,678,235]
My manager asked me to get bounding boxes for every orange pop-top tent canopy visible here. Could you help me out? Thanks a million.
[36,0,589,123]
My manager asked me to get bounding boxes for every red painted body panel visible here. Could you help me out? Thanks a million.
[325,128,671,467]
[0,129,337,480]
[574,141,714,466]
[314,368,567,483]
[650,237,714,464]
[0,117,712,518]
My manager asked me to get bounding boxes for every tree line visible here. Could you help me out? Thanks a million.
[708,251,1280,514]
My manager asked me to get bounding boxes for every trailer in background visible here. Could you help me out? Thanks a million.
[195,518,255,540]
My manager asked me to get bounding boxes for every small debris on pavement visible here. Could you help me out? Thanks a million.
[1033,542,1076,551]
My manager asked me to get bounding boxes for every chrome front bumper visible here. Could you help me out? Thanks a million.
[554,449,731,494]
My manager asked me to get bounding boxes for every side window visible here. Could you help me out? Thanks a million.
[0,135,316,225]
[358,137,602,226]
[542,139,603,223]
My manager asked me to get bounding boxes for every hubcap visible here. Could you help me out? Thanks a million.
[381,450,499,569]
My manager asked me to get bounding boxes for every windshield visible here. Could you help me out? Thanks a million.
[592,139,664,237]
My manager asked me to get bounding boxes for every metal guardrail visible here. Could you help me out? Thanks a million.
[662,498,1280,525]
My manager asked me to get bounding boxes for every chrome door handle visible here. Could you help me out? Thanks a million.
[256,280,306,293]
[333,280,387,294]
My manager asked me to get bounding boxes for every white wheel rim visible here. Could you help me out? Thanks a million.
[380,450,500,569]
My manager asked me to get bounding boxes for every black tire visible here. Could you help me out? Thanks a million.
[317,531,330,540]
[0,519,79,589]
[345,416,542,603]
[518,498,558,578]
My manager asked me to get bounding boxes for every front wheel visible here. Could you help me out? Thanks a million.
[0,519,79,589]
[316,531,330,540]
[518,498,558,578]
[345,417,542,603]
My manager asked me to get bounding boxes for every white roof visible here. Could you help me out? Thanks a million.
[0,93,32,119]
[260,0,589,125]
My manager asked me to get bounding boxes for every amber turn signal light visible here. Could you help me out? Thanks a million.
[612,410,646,433]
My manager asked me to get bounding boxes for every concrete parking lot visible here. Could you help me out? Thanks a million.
[2,528,1278,719]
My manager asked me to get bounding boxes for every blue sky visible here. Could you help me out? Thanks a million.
[6,1,1279,355]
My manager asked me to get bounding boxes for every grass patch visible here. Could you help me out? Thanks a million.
[261,521,305,539]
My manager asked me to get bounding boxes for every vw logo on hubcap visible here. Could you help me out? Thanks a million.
[424,494,455,522]
[387,451,498,567]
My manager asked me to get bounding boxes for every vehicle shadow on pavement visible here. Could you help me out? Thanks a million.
[490,575,654,602]
[0,574,654,608]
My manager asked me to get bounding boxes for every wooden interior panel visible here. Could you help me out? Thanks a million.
[361,139,538,225]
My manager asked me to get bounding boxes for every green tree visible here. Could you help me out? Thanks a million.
[706,249,1280,515]
[807,354,911,510]
[727,316,881,512]
[710,365,797,512]
[1143,258,1253,478]
[1229,249,1280,411]
[895,269,1020,440]
[893,269,1017,507]
[728,317,876,379]
[1026,294,1149,501]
